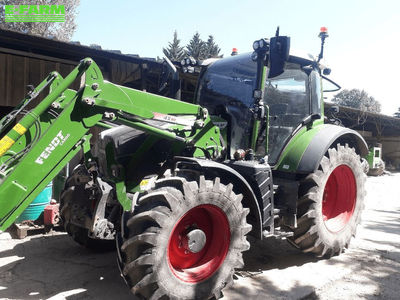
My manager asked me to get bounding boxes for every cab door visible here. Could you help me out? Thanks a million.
[261,64,311,165]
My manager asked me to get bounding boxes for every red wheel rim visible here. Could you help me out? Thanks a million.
[167,204,230,283]
[323,165,357,232]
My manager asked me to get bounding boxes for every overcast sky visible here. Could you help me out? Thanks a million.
[72,0,400,115]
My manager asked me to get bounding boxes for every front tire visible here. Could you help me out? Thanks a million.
[60,165,115,251]
[118,176,251,300]
[289,144,366,257]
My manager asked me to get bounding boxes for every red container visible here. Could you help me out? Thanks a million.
[44,203,59,225]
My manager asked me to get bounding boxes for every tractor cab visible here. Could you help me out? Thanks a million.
[196,50,324,165]
[262,52,323,164]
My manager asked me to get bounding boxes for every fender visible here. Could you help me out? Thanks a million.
[173,157,263,240]
[277,124,368,174]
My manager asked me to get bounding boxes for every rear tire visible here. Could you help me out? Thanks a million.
[118,175,251,300]
[60,165,115,252]
[289,144,366,257]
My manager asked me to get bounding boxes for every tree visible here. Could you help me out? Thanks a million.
[394,107,400,118]
[203,35,222,59]
[186,32,206,60]
[162,30,185,62]
[332,89,381,113]
[0,0,80,41]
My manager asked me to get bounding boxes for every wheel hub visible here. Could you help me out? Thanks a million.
[183,228,207,253]
[167,204,230,283]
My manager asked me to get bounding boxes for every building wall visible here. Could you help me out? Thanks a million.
[380,136,400,169]
[0,41,162,116]
[359,131,400,169]
[0,50,80,107]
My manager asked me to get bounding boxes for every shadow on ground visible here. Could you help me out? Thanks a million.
[0,233,134,300]
[241,237,320,273]
[1,226,400,300]
[0,232,324,300]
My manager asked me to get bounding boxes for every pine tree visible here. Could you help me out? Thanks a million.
[394,107,400,118]
[162,30,185,62]
[186,32,206,60]
[204,35,222,58]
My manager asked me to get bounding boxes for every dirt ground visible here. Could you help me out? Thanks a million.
[0,173,399,300]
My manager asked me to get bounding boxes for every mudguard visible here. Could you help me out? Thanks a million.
[277,124,368,174]
[173,157,263,239]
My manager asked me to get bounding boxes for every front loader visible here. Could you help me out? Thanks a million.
[0,28,367,300]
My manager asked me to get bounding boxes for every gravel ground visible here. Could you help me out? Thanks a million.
[0,172,399,300]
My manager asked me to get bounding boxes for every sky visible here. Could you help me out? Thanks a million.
[72,0,400,115]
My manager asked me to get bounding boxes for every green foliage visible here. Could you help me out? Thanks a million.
[0,0,80,41]
[332,89,381,113]
[162,30,185,62]
[163,31,222,61]
[204,35,222,59]
[186,32,205,60]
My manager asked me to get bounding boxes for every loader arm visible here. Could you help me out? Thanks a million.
[0,58,223,232]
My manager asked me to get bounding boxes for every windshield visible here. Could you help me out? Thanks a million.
[259,64,310,164]
[197,53,257,156]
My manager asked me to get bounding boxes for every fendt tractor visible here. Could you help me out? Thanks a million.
[0,28,367,299]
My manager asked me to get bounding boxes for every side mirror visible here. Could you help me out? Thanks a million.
[268,35,290,78]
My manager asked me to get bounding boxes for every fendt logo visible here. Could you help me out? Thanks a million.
[35,131,70,165]
[4,5,65,23]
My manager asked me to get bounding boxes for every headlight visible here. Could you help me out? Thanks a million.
[259,39,265,49]
[253,40,260,50]
[181,59,186,66]
[185,58,191,65]
[251,51,258,61]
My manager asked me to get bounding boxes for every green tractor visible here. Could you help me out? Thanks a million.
[0,28,367,299]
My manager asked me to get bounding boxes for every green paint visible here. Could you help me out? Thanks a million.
[0,98,90,230]
[275,73,326,173]
[0,58,223,231]
[95,122,114,129]
[115,181,131,211]
[276,124,324,172]
[251,120,260,150]
[366,146,381,169]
